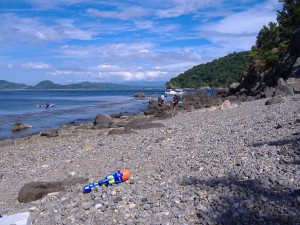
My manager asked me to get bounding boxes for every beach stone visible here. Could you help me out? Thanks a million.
[108,128,125,135]
[93,114,113,128]
[265,96,285,105]
[11,121,32,132]
[18,181,63,203]
[220,100,231,110]
[40,129,59,137]
[18,177,87,203]
[134,92,146,97]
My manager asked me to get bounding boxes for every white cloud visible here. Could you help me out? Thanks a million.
[22,62,53,69]
[155,0,222,18]
[0,14,95,42]
[198,0,281,51]
[86,6,149,20]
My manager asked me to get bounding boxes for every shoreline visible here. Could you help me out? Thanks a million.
[0,108,145,142]
[0,95,299,224]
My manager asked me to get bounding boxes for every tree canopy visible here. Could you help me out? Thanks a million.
[166,52,250,88]
[249,0,300,66]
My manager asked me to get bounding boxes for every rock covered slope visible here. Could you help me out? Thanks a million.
[226,28,300,100]
[0,95,299,224]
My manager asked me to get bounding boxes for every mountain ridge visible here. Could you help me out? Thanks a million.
[0,80,158,90]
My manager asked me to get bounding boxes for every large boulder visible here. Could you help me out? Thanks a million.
[265,96,285,106]
[93,114,113,129]
[11,122,32,132]
[276,78,294,96]
[18,177,87,203]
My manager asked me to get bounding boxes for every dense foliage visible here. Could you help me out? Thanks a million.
[249,0,300,66]
[166,52,250,88]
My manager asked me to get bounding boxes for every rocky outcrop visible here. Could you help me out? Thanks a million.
[226,27,300,100]
[183,91,223,110]
[144,101,173,116]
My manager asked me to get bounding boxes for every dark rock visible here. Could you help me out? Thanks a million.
[274,124,283,129]
[18,177,87,203]
[125,117,164,130]
[18,181,63,203]
[183,91,223,110]
[93,114,113,128]
[154,111,177,119]
[265,96,285,105]
[11,122,32,132]
[113,196,122,203]
[276,78,294,96]
[40,129,59,137]
[125,117,149,130]
[124,126,138,134]
[108,128,125,135]
[114,121,127,127]
[134,92,146,98]
[144,101,171,116]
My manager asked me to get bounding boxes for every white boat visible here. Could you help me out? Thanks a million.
[164,90,185,95]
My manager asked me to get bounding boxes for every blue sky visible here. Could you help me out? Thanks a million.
[0,0,282,85]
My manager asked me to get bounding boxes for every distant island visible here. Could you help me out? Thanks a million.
[0,80,159,90]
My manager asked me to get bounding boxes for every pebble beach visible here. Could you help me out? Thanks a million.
[0,95,299,224]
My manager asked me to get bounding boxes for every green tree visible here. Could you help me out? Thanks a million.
[250,0,300,66]
[277,0,300,41]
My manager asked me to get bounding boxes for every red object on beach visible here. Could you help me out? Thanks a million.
[120,169,131,181]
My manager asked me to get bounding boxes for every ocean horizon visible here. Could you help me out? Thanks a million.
[0,88,165,140]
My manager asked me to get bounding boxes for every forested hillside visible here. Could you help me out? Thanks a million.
[166,51,250,88]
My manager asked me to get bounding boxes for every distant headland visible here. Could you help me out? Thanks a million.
[0,80,161,90]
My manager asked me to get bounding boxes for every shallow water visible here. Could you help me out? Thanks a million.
[0,89,163,139]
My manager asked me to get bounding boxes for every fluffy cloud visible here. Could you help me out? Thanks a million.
[198,0,281,52]
[0,14,94,42]
[21,62,52,69]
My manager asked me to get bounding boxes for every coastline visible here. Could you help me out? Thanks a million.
[0,94,299,224]
[0,89,160,140]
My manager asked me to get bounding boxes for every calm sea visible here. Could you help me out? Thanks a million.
[0,88,164,139]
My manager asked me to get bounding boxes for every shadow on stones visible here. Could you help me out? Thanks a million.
[251,136,300,165]
[180,176,299,224]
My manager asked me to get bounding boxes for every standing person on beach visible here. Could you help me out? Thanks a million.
[160,94,166,105]
[172,95,180,109]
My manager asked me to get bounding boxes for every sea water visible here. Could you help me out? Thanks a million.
[0,89,164,139]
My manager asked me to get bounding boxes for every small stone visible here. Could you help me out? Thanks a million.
[95,203,102,210]
[174,198,180,204]
[113,196,122,203]
[82,202,91,210]
[111,190,117,196]
[129,203,136,209]
[233,203,239,208]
